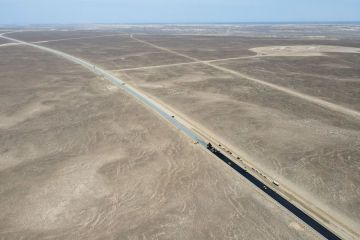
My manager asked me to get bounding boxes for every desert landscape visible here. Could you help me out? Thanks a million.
[1,24,359,239]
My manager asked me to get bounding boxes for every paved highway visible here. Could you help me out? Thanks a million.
[208,146,341,240]
[0,33,342,240]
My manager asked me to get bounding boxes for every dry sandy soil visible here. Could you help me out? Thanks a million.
[0,43,317,239]
[217,53,360,112]
[35,34,191,69]
[0,38,10,45]
[44,31,359,233]
[117,61,360,227]
[119,35,360,233]
[2,26,360,238]
[127,34,360,60]
[7,28,358,235]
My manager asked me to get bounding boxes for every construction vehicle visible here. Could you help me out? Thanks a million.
[207,143,219,154]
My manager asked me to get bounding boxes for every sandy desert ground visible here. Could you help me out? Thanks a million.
[118,62,360,223]
[218,51,360,111]
[0,42,318,239]
[1,25,360,239]
[0,38,10,45]
[114,35,360,233]
[34,34,191,69]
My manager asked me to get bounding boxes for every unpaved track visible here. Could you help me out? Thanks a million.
[112,61,200,72]
[206,55,261,62]
[0,43,20,48]
[111,56,260,72]
[130,35,360,120]
[32,34,128,44]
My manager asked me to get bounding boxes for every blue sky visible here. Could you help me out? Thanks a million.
[1,0,360,25]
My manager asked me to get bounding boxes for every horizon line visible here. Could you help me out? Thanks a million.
[1,21,360,27]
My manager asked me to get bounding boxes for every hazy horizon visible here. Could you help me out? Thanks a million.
[1,0,360,25]
[2,21,360,27]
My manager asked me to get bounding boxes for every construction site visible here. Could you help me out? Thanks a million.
[0,24,359,239]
